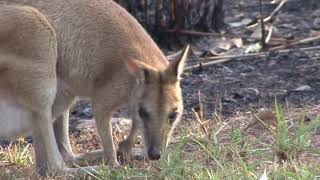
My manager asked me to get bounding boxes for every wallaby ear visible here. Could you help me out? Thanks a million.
[168,45,190,80]
[125,59,155,84]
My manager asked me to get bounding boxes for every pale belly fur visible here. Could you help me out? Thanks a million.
[0,95,33,140]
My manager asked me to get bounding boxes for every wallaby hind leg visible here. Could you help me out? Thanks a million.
[54,111,75,163]
[52,85,76,164]
[31,81,64,175]
[33,110,65,176]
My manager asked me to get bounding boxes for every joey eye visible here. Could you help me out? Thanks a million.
[168,111,178,124]
[138,107,149,120]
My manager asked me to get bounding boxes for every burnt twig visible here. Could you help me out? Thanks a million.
[144,0,149,26]
[259,0,266,48]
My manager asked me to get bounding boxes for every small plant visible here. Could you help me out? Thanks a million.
[274,99,290,162]
[292,115,320,157]
[228,127,243,144]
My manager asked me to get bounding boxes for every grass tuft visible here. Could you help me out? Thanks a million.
[0,138,33,167]
[274,99,320,162]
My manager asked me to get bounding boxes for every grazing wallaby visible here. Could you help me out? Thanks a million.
[0,5,60,175]
[0,0,190,176]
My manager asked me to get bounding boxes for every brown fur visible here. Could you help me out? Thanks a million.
[0,0,190,176]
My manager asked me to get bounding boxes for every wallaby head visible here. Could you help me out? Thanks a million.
[125,46,190,160]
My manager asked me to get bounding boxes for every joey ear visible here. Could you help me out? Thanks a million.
[125,59,154,84]
[167,45,190,80]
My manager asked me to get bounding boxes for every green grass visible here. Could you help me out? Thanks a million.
[270,164,317,180]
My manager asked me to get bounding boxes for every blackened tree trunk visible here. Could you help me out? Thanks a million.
[114,0,225,43]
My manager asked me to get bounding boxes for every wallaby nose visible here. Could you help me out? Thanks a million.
[148,146,161,160]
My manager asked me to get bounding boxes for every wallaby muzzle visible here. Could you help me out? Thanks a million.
[147,145,161,160]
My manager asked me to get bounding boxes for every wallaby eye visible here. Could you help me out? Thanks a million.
[138,107,149,120]
[168,111,178,124]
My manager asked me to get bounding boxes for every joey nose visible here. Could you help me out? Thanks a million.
[148,146,161,160]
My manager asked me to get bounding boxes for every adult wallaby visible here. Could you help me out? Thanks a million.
[0,5,60,176]
[0,0,190,176]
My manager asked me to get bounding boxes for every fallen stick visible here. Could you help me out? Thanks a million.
[185,58,232,71]
[166,29,223,37]
[199,45,320,61]
[185,45,320,71]
[269,35,320,50]
[166,29,252,42]
[197,51,267,62]
[165,28,293,43]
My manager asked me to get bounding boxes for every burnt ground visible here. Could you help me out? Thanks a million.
[180,0,320,118]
